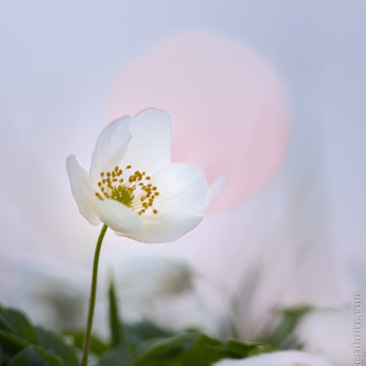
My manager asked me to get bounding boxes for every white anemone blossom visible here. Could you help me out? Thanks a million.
[67,108,214,243]
[212,351,333,366]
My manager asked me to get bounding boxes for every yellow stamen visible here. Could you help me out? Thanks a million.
[95,165,160,216]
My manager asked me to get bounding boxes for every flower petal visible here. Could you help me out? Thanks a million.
[212,351,333,366]
[150,163,208,214]
[122,211,203,243]
[66,155,100,225]
[95,199,143,233]
[120,108,171,176]
[89,116,131,184]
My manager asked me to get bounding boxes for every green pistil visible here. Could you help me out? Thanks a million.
[96,166,159,215]
[111,185,134,207]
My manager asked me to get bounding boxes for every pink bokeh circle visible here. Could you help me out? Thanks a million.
[107,31,289,210]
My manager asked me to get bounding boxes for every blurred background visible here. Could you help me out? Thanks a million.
[0,1,365,365]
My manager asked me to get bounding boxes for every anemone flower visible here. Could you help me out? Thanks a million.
[67,108,210,243]
[212,351,333,366]
[66,108,222,366]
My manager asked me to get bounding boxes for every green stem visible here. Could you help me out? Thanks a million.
[81,224,108,366]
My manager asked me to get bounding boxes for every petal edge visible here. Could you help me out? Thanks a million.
[67,155,100,225]
[90,116,131,184]
[150,163,208,214]
[119,108,172,176]
[123,211,203,243]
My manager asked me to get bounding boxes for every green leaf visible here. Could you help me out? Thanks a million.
[181,334,274,366]
[98,346,130,366]
[36,327,79,366]
[225,339,273,357]
[132,332,196,366]
[225,339,256,357]
[0,329,30,355]
[261,305,311,349]
[0,307,38,344]
[124,320,177,348]
[181,334,232,366]
[62,330,109,356]
[133,351,183,366]
[108,276,123,346]
[8,345,67,366]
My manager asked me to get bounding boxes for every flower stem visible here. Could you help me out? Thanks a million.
[81,224,108,366]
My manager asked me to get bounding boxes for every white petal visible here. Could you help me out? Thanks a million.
[197,174,227,214]
[66,155,100,225]
[95,199,143,233]
[122,211,203,243]
[212,351,333,366]
[150,163,208,214]
[89,116,131,184]
[119,108,171,176]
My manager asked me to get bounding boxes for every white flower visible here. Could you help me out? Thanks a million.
[296,308,354,366]
[67,108,210,243]
[212,351,334,366]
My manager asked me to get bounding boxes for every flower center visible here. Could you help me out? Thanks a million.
[110,185,134,207]
[95,166,159,215]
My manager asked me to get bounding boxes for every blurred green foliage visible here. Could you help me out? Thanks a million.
[0,278,290,366]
